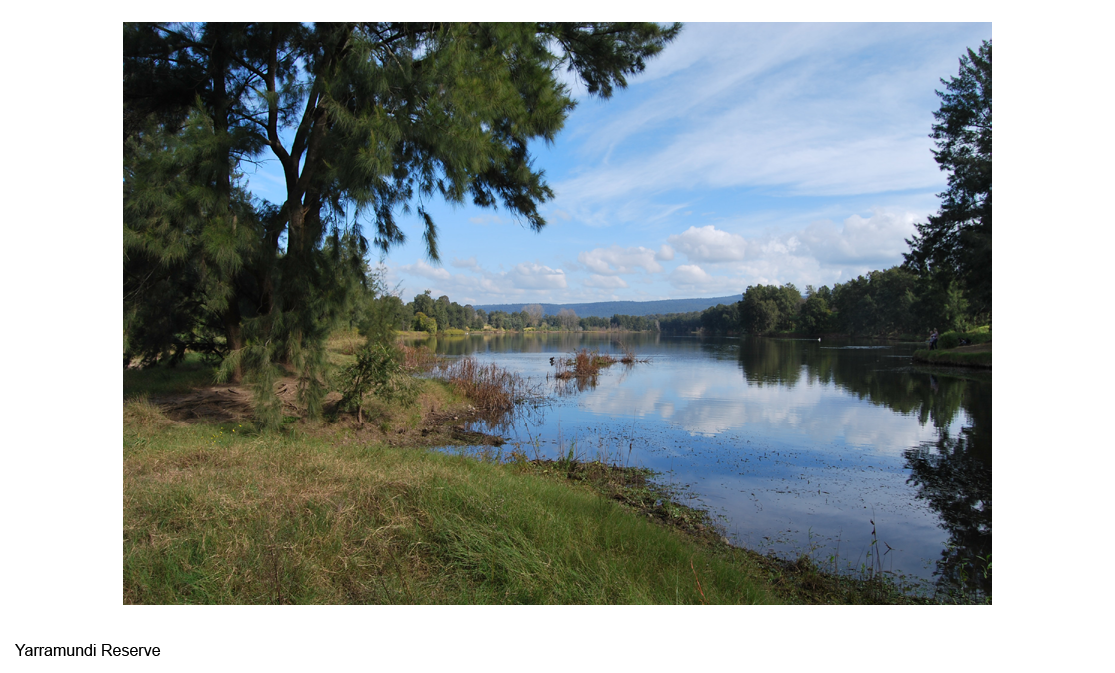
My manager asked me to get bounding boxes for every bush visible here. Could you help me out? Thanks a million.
[338,343,416,423]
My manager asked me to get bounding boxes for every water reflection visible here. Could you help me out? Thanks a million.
[418,333,990,597]
[904,375,991,598]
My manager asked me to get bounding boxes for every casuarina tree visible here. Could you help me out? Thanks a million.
[124,22,681,426]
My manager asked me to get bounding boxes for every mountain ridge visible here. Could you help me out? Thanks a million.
[472,295,740,319]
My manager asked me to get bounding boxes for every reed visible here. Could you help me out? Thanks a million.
[398,343,440,372]
[552,349,617,380]
[436,356,540,414]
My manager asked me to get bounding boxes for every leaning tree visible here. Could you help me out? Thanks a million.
[124,22,681,425]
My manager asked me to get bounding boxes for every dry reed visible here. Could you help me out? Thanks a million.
[436,357,538,413]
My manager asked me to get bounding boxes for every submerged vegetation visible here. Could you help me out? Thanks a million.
[552,349,617,380]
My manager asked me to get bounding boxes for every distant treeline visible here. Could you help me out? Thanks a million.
[358,263,982,338]
[472,295,740,319]
[361,290,659,335]
[657,264,980,337]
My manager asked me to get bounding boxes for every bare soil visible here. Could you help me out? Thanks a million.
[148,379,320,424]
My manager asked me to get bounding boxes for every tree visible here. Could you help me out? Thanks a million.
[522,304,544,327]
[557,308,578,330]
[906,40,991,318]
[799,286,833,335]
[739,284,801,335]
[124,22,681,426]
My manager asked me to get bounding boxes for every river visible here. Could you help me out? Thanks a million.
[411,331,990,599]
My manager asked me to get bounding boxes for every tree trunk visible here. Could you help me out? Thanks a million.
[224,306,243,384]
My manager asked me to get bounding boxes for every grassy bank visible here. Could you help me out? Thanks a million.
[912,348,991,367]
[124,397,779,604]
[124,344,943,604]
[911,328,992,368]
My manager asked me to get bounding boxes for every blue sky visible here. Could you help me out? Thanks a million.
[246,23,992,307]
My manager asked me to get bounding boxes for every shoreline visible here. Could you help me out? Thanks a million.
[911,342,992,368]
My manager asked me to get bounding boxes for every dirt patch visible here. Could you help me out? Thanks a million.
[149,379,341,424]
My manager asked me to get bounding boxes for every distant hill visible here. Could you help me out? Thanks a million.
[473,295,740,319]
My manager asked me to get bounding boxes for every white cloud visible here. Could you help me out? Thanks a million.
[670,264,716,286]
[799,210,917,266]
[508,263,567,290]
[399,259,451,281]
[576,245,666,275]
[584,274,629,289]
[656,245,675,261]
[668,226,748,263]
[664,209,921,290]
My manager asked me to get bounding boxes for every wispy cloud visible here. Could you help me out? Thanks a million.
[549,24,968,226]
[377,24,989,305]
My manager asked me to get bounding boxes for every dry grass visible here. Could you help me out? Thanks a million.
[123,396,178,430]
[435,357,541,415]
[398,343,441,373]
[325,328,366,356]
[552,349,617,380]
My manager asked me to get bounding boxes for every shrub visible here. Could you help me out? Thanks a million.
[338,343,416,424]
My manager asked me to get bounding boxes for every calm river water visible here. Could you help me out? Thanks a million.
[412,332,990,598]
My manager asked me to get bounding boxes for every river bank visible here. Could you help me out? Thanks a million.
[912,341,992,368]
[123,354,963,604]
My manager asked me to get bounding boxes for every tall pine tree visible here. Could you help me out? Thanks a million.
[905,40,992,319]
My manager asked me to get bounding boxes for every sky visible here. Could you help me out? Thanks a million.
[243,23,991,307]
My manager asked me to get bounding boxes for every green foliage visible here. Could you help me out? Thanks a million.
[798,288,833,335]
[412,312,438,335]
[830,267,918,336]
[338,343,415,423]
[123,109,260,366]
[936,329,991,350]
[700,303,739,334]
[906,40,992,318]
[739,284,801,335]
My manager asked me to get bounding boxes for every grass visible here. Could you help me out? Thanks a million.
[913,349,991,367]
[123,400,775,604]
[935,328,992,350]
[912,326,992,368]
[124,353,218,398]
[398,343,441,373]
